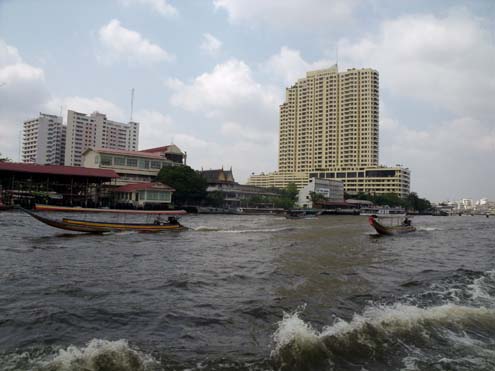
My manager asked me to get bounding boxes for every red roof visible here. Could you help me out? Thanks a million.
[139,146,171,153]
[88,148,164,160]
[113,182,175,192]
[0,162,118,178]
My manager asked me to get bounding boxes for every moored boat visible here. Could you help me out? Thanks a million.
[19,207,185,233]
[368,215,416,235]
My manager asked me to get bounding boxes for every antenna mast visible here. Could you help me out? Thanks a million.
[130,88,135,122]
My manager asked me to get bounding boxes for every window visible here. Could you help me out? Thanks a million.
[150,161,162,169]
[114,157,125,166]
[138,159,149,169]
[101,155,112,166]
[127,158,138,167]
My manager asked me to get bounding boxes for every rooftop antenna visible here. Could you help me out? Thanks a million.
[130,88,135,122]
[336,44,339,68]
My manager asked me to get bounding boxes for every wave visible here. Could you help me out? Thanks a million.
[1,339,158,371]
[272,270,495,370]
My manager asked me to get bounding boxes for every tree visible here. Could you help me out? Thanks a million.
[0,153,11,162]
[205,190,225,207]
[309,191,326,205]
[406,192,432,213]
[157,165,208,206]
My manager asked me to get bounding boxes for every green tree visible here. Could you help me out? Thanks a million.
[205,190,225,207]
[309,191,326,205]
[0,153,11,162]
[406,192,432,213]
[157,165,207,206]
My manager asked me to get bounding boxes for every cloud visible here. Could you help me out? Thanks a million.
[118,0,177,17]
[132,109,174,149]
[380,114,495,200]
[166,58,279,121]
[0,39,48,160]
[213,0,359,29]
[165,58,281,180]
[263,46,334,85]
[339,9,495,119]
[98,19,173,65]
[200,33,222,56]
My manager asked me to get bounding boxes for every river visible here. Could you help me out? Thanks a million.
[1,211,494,370]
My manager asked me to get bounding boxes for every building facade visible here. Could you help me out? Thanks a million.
[65,110,139,166]
[22,113,66,165]
[82,147,179,186]
[113,182,174,208]
[297,177,344,208]
[248,65,410,198]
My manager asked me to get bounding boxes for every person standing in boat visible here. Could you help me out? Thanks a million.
[402,216,411,226]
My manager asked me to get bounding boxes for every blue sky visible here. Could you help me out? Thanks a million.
[1,0,494,201]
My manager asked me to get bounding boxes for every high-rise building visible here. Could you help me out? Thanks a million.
[279,65,379,173]
[65,110,139,166]
[248,65,410,198]
[22,113,66,165]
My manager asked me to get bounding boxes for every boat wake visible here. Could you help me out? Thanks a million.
[192,226,294,234]
[271,270,495,371]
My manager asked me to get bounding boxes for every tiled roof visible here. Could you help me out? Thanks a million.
[113,182,175,192]
[0,162,118,178]
[139,146,170,153]
[87,148,164,160]
[200,169,235,184]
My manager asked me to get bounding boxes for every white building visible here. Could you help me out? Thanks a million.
[297,177,344,208]
[22,113,66,165]
[65,110,139,167]
[82,147,179,186]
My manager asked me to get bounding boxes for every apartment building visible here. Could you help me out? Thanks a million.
[22,113,66,165]
[248,65,410,198]
[65,110,139,166]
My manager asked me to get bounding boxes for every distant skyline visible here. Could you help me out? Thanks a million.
[0,0,494,201]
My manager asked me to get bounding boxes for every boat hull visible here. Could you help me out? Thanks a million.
[19,207,184,233]
[62,218,184,232]
[34,204,186,215]
[369,216,416,235]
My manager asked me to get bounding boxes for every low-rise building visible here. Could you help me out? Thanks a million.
[113,182,174,208]
[82,147,180,186]
[297,177,344,208]
[248,165,410,198]
[200,168,281,208]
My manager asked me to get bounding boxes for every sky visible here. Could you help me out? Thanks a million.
[0,0,494,201]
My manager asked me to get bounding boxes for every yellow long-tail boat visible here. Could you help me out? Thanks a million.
[19,207,185,233]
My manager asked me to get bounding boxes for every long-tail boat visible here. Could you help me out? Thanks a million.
[368,215,416,235]
[34,204,187,215]
[19,207,185,233]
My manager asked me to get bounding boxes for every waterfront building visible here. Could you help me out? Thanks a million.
[113,182,175,208]
[0,162,117,207]
[297,177,344,208]
[200,168,281,208]
[22,113,66,165]
[247,65,410,197]
[65,110,139,167]
[82,147,181,186]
